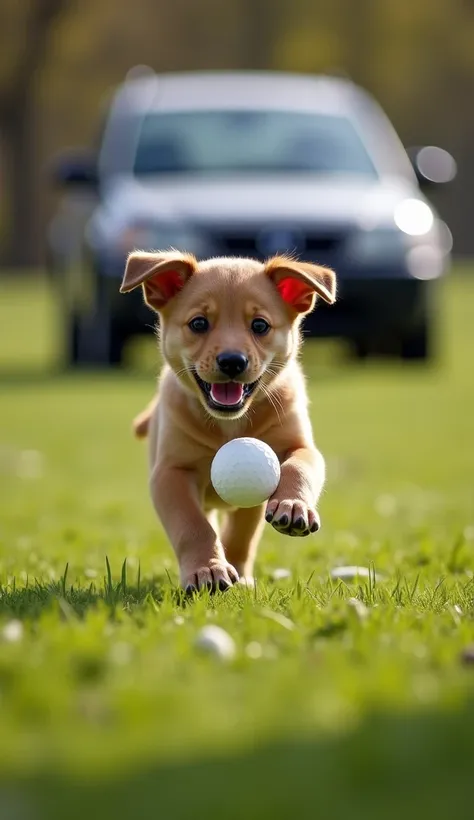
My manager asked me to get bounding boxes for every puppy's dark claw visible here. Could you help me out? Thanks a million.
[265,512,274,523]
[208,569,232,593]
[270,508,320,537]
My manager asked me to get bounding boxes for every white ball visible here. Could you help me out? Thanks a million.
[211,437,281,508]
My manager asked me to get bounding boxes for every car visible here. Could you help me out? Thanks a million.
[48,70,456,366]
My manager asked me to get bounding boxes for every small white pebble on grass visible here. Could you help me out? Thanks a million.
[449,604,463,625]
[330,565,384,583]
[270,568,291,581]
[2,620,23,643]
[347,597,369,620]
[245,641,263,659]
[195,625,236,660]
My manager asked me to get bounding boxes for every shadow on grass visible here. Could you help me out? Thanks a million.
[3,700,474,820]
[0,363,367,396]
[0,568,170,619]
[0,339,362,390]
[0,365,155,388]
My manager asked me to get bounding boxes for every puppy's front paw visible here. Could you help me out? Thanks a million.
[181,560,239,594]
[265,499,320,537]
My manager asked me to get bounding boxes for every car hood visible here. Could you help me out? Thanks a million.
[97,173,426,233]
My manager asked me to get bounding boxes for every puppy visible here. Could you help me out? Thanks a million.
[120,252,336,592]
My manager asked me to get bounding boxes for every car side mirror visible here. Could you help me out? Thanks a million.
[50,150,98,189]
[408,146,457,188]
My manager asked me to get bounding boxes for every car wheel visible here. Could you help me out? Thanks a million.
[66,312,127,367]
[400,322,430,362]
[351,338,371,359]
[351,322,431,362]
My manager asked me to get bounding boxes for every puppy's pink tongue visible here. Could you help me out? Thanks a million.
[210,383,244,406]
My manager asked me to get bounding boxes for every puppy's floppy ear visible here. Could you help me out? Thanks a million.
[120,250,197,312]
[266,256,336,314]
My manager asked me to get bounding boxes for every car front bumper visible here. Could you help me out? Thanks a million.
[94,251,441,340]
[303,275,435,338]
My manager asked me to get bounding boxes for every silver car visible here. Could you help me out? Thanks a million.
[49,70,455,365]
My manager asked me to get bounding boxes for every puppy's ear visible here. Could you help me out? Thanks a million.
[266,256,336,314]
[120,251,197,311]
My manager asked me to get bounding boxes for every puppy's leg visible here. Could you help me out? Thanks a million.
[133,395,158,439]
[151,467,239,592]
[265,447,325,536]
[207,509,220,534]
[221,505,266,583]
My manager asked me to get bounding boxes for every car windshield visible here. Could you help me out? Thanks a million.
[132,110,378,177]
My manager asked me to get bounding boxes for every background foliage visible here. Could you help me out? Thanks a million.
[0,0,473,265]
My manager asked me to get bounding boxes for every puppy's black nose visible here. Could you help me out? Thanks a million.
[216,351,248,378]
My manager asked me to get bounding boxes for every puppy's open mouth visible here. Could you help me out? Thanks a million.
[193,373,259,413]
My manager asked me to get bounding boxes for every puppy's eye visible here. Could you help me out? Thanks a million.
[188,316,209,334]
[251,317,271,335]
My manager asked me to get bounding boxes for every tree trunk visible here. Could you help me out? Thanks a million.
[1,92,38,268]
[239,0,281,70]
[0,0,66,268]
[341,0,374,91]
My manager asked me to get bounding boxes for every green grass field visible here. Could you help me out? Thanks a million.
[1,271,474,819]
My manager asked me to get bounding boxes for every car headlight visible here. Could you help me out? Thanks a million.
[393,199,434,236]
[405,245,444,280]
[116,221,207,256]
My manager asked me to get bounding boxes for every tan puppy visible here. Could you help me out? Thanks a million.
[120,252,336,592]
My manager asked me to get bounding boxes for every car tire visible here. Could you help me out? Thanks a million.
[400,322,430,362]
[351,338,371,360]
[66,312,127,367]
[351,322,431,362]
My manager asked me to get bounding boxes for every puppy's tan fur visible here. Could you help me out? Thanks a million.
[120,251,336,591]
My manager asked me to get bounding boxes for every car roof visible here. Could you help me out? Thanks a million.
[101,70,415,183]
[115,71,371,117]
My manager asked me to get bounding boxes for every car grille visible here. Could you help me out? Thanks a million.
[211,229,345,261]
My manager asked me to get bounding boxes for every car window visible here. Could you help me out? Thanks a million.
[132,110,378,177]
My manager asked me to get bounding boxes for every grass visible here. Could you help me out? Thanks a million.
[0,269,474,818]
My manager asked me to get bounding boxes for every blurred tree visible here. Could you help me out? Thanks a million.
[275,0,474,253]
[1,0,474,265]
[0,0,67,266]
